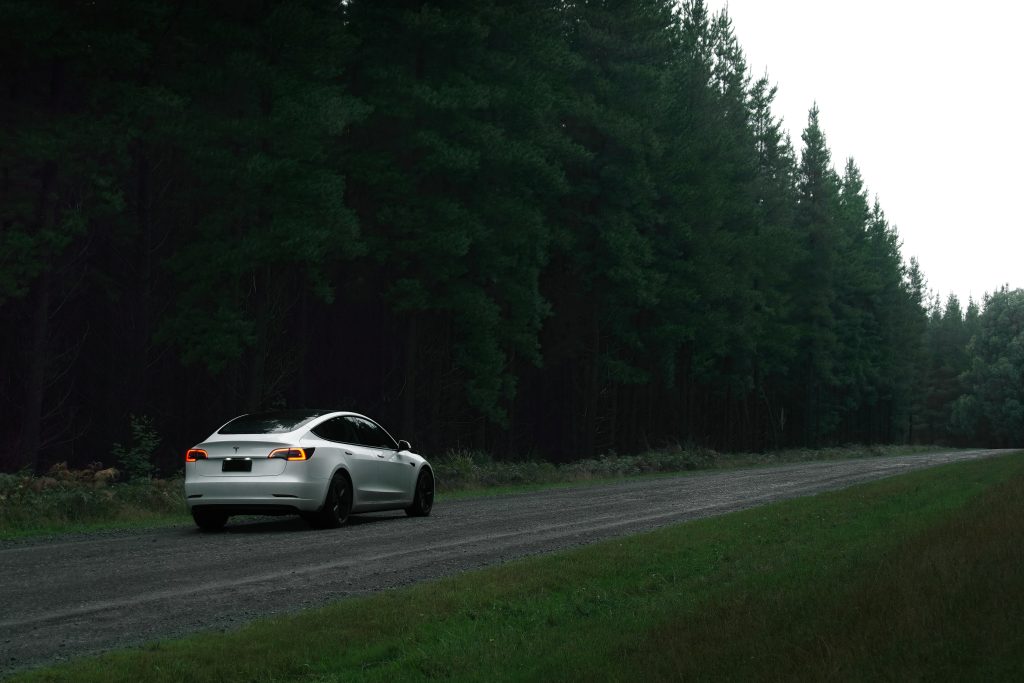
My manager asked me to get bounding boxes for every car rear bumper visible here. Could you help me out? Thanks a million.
[184,476,327,513]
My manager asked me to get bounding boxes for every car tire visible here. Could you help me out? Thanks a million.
[310,471,352,529]
[192,508,228,531]
[405,469,434,517]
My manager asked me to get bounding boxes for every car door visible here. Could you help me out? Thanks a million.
[311,416,382,504]
[350,416,411,504]
[361,417,416,502]
[342,415,397,504]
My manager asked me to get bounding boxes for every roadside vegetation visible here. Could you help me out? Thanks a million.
[12,452,1023,681]
[0,463,186,539]
[0,444,946,539]
[432,443,941,491]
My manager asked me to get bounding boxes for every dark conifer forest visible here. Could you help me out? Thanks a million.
[2,0,1022,473]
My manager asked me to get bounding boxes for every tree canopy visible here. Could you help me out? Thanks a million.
[0,0,1018,473]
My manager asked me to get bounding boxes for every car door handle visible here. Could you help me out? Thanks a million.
[344,450,353,456]
[376,453,385,458]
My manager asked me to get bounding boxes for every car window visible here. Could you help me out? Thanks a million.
[344,417,375,447]
[349,416,397,449]
[311,416,357,444]
[218,410,331,434]
[368,419,399,449]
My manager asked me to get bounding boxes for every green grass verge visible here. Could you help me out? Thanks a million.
[12,451,1022,681]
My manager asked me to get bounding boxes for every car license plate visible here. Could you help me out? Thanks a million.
[222,458,252,473]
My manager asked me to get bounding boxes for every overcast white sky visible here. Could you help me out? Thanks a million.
[704,0,1023,309]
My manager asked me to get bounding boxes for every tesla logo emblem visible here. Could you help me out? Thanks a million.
[233,447,239,453]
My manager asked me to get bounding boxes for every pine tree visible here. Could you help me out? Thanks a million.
[342,0,571,446]
[156,2,365,411]
[664,3,765,449]
[745,74,801,447]
[539,0,679,456]
[921,293,971,442]
[0,0,164,469]
[791,104,843,443]
[952,288,1024,446]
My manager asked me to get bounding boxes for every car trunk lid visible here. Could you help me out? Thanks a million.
[196,440,290,477]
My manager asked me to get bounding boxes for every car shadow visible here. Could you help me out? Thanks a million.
[213,512,407,535]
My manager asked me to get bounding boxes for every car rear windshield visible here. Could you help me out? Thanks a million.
[217,410,331,435]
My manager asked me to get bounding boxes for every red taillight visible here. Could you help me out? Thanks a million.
[268,447,314,461]
[185,449,208,462]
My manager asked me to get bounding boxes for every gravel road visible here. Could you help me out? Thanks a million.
[0,449,1011,676]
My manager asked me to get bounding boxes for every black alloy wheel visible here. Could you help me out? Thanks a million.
[405,469,434,517]
[311,472,352,529]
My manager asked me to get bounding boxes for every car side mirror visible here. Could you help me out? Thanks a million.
[398,440,412,452]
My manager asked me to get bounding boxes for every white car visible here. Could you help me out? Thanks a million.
[184,410,433,531]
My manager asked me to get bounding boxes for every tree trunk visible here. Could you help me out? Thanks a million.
[245,271,269,412]
[20,152,59,472]
[401,313,418,440]
[129,148,153,411]
[21,269,51,472]
[581,314,600,457]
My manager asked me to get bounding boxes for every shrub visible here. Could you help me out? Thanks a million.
[112,415,161,481]
[0,467,186,535]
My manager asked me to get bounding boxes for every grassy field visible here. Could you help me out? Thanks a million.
[12,451,1022,681]
[0,444,943,539]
